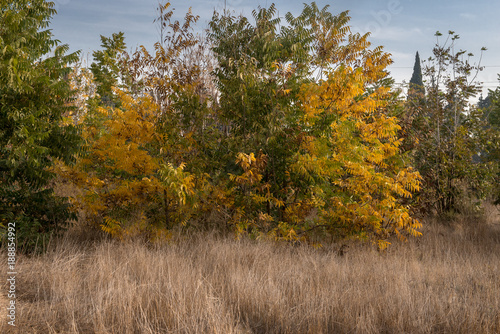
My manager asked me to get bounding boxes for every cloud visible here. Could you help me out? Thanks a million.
[459,13,477,20]
[372,26,423,41]
[388,51,414,61]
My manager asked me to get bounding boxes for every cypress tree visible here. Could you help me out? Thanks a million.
[409,51,425,97]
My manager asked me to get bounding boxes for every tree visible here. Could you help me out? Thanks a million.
[408,51,425,98]
[478,93,492,110]
[62,89,196,240]
[407,31,495,215]
[209,3,421,248]
[0,0,81,251]
[90,32,128,107]
[59,3,213,240]
[484,80,500,127]
[480,77,500,204]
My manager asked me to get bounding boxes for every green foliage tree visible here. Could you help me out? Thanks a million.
[478,93,492,111]
[480,77,500,203]
[90,32,128,107]
[0,0,81,251]
[485,79,500,127]
[208,4,309,222]
[406,31,495,215]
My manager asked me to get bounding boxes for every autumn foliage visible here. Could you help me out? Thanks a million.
[25,0,500,252]
[298,63,422,248]
[44,2,429,250]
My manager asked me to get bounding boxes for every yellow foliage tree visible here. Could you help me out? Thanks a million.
[298,56,422,249]
[57,3,212,241]
[59,89,196,240]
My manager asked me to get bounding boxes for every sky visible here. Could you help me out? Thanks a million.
[49,0,500,97]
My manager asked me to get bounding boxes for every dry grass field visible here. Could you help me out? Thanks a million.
[1,206,500,333]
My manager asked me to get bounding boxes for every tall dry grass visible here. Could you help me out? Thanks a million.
[1,207,500,333]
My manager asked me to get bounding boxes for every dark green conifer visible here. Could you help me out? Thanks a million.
[409,51,425,97]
